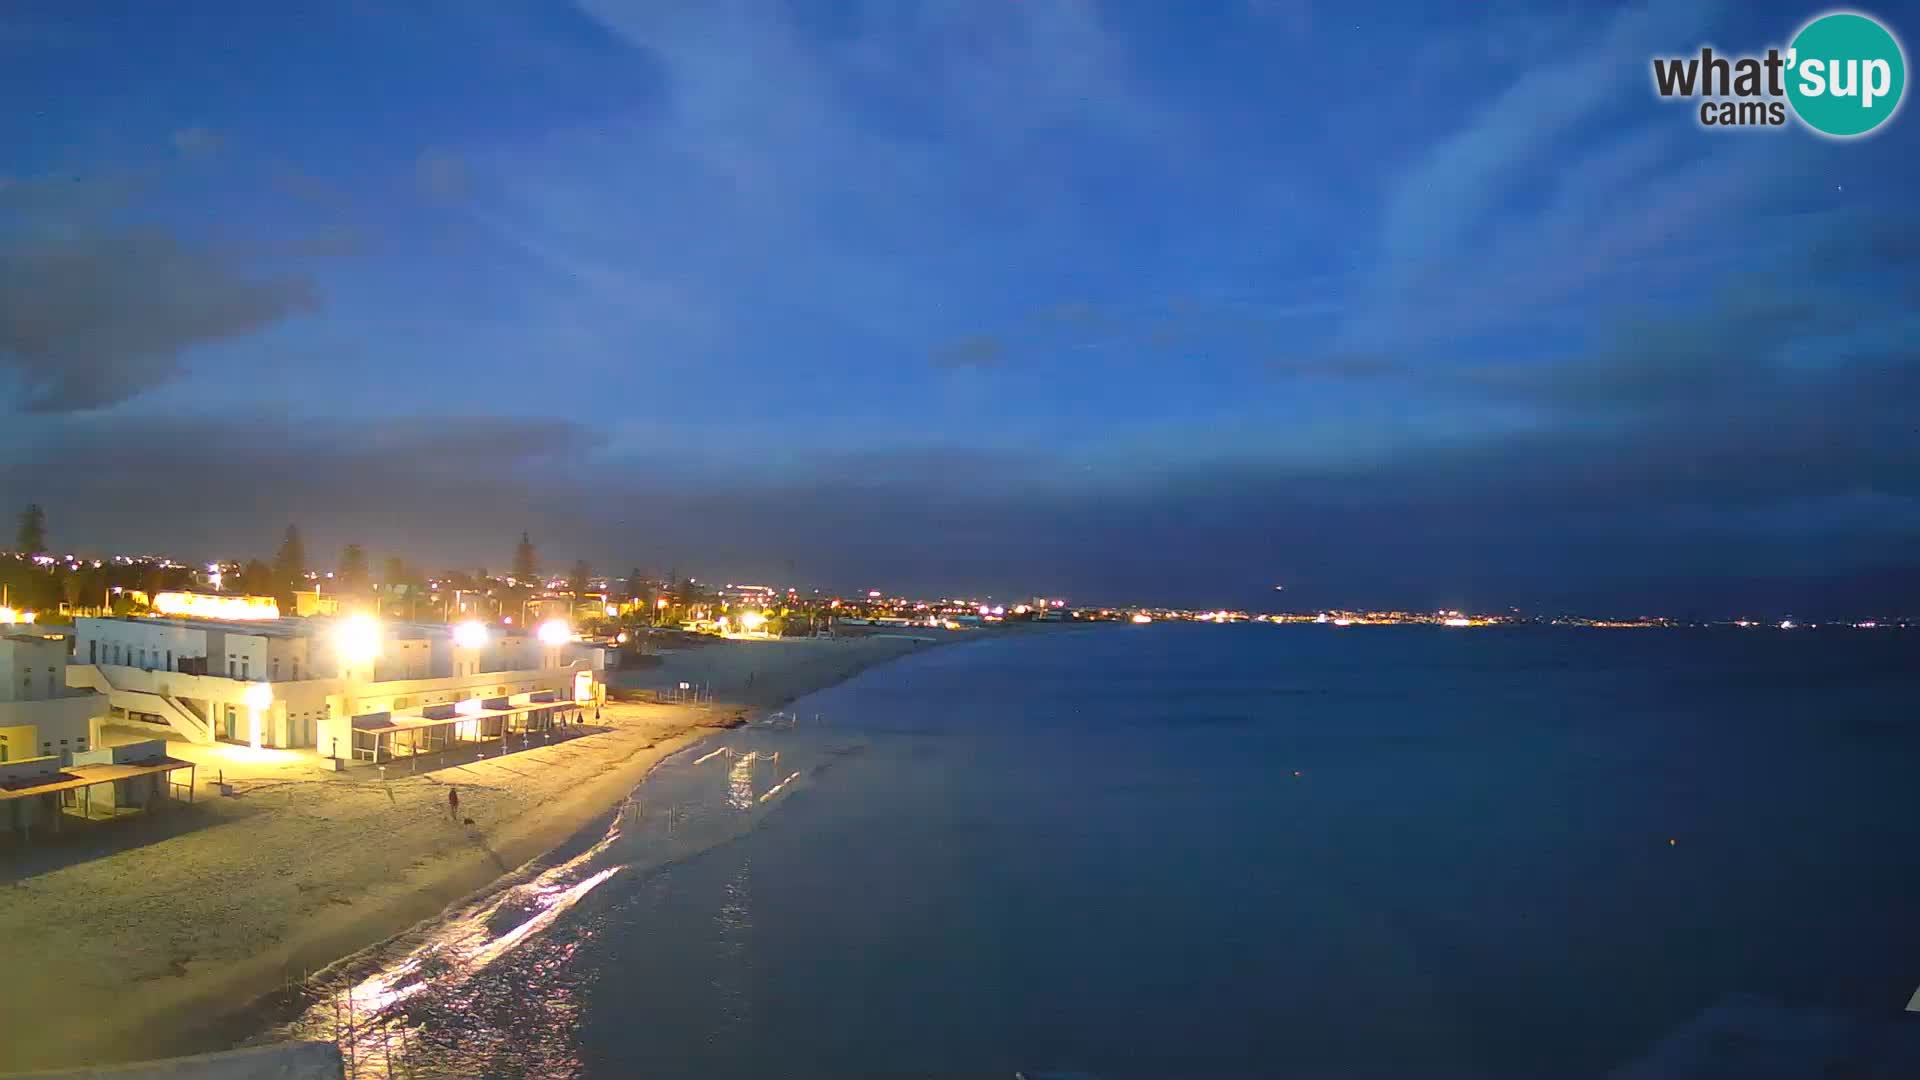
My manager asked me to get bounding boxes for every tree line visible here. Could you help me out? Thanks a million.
[4,506,682,628]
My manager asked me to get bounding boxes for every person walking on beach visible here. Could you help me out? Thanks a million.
[447,784,460,821]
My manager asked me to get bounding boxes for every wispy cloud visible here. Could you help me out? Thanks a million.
[929,334,1005,370]
[1343,1,1746,350]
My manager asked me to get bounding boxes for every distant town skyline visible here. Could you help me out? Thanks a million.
[3,3,1915,619]
[4,527,1912,626]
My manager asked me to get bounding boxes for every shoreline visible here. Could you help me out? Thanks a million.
[0,632,953,1074]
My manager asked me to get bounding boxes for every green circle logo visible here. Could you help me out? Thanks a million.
[1786,11,1906,137]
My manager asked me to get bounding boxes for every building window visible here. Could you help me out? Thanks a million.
[272,659,281,680]
[228,659,237,678]
[241,658,249,679]
[89,640,97,663]
[292,659,300,680]
[167,650,173,670]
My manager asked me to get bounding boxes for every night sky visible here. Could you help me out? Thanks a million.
[3,2,1917,615]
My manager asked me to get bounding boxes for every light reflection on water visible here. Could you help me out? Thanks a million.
[711,855,755,1040]
[253,627,1920,1078]
[272,728,817,1079]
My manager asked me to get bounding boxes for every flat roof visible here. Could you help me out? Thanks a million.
[85,615,315,637]
[0,757,194,801]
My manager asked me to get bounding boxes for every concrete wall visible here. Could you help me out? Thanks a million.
[1,635,72,702]
[71,738,168,765]
[71,619,209,672]
[0,723,34,764]
[376,638,434,681]
[265,635,313,682]
[0,695,101,762]
[0,753,62,786]
[206,631,269,681]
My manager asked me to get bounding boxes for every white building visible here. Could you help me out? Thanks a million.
[67,616,603,753]
[0,632,104,764]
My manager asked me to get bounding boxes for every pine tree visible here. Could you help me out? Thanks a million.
[339,544,369,594]
[16,503,46,554]
[512,532,538,582]
[272,525,306,593]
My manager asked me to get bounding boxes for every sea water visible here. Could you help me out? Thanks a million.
[280,624,1920,1077]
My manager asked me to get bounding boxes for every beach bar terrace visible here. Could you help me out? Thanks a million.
[347,691,586,764]
[0,739,195,840]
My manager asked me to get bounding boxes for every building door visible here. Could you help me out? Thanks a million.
[224,706,237,741]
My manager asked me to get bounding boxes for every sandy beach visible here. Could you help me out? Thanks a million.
[0,633,943,1073]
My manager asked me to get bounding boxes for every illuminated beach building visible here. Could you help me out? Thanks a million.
[0,631,104,765]
[66,596,603,754]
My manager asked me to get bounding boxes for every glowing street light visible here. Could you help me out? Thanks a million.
[739,610,766,632]
[242,682,273,751]
[452,620,490,650]
[334,614,381,671]
[536,618,572,646]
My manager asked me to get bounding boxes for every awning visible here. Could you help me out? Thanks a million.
[0,757,196,801]
[352,699,579,736]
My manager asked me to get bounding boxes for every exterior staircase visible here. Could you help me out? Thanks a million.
[66,665,217,745]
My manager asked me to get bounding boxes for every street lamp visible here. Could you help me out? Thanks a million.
[453,620,490,650]
[242,682,273,751]
[334,614,381,677]
[537,619,571,646]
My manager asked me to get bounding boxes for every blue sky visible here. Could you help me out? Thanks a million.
[3,1,1917,614]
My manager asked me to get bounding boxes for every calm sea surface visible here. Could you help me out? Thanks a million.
[285,624,1920,1078]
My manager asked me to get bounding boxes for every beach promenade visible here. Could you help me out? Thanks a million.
[0,634,938,1073]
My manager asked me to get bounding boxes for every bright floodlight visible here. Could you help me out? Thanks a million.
[242,682,274,710]
[453,620,490,650]
[536,618,571,646]
[739,610,766,631]
[334,614,381,666]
